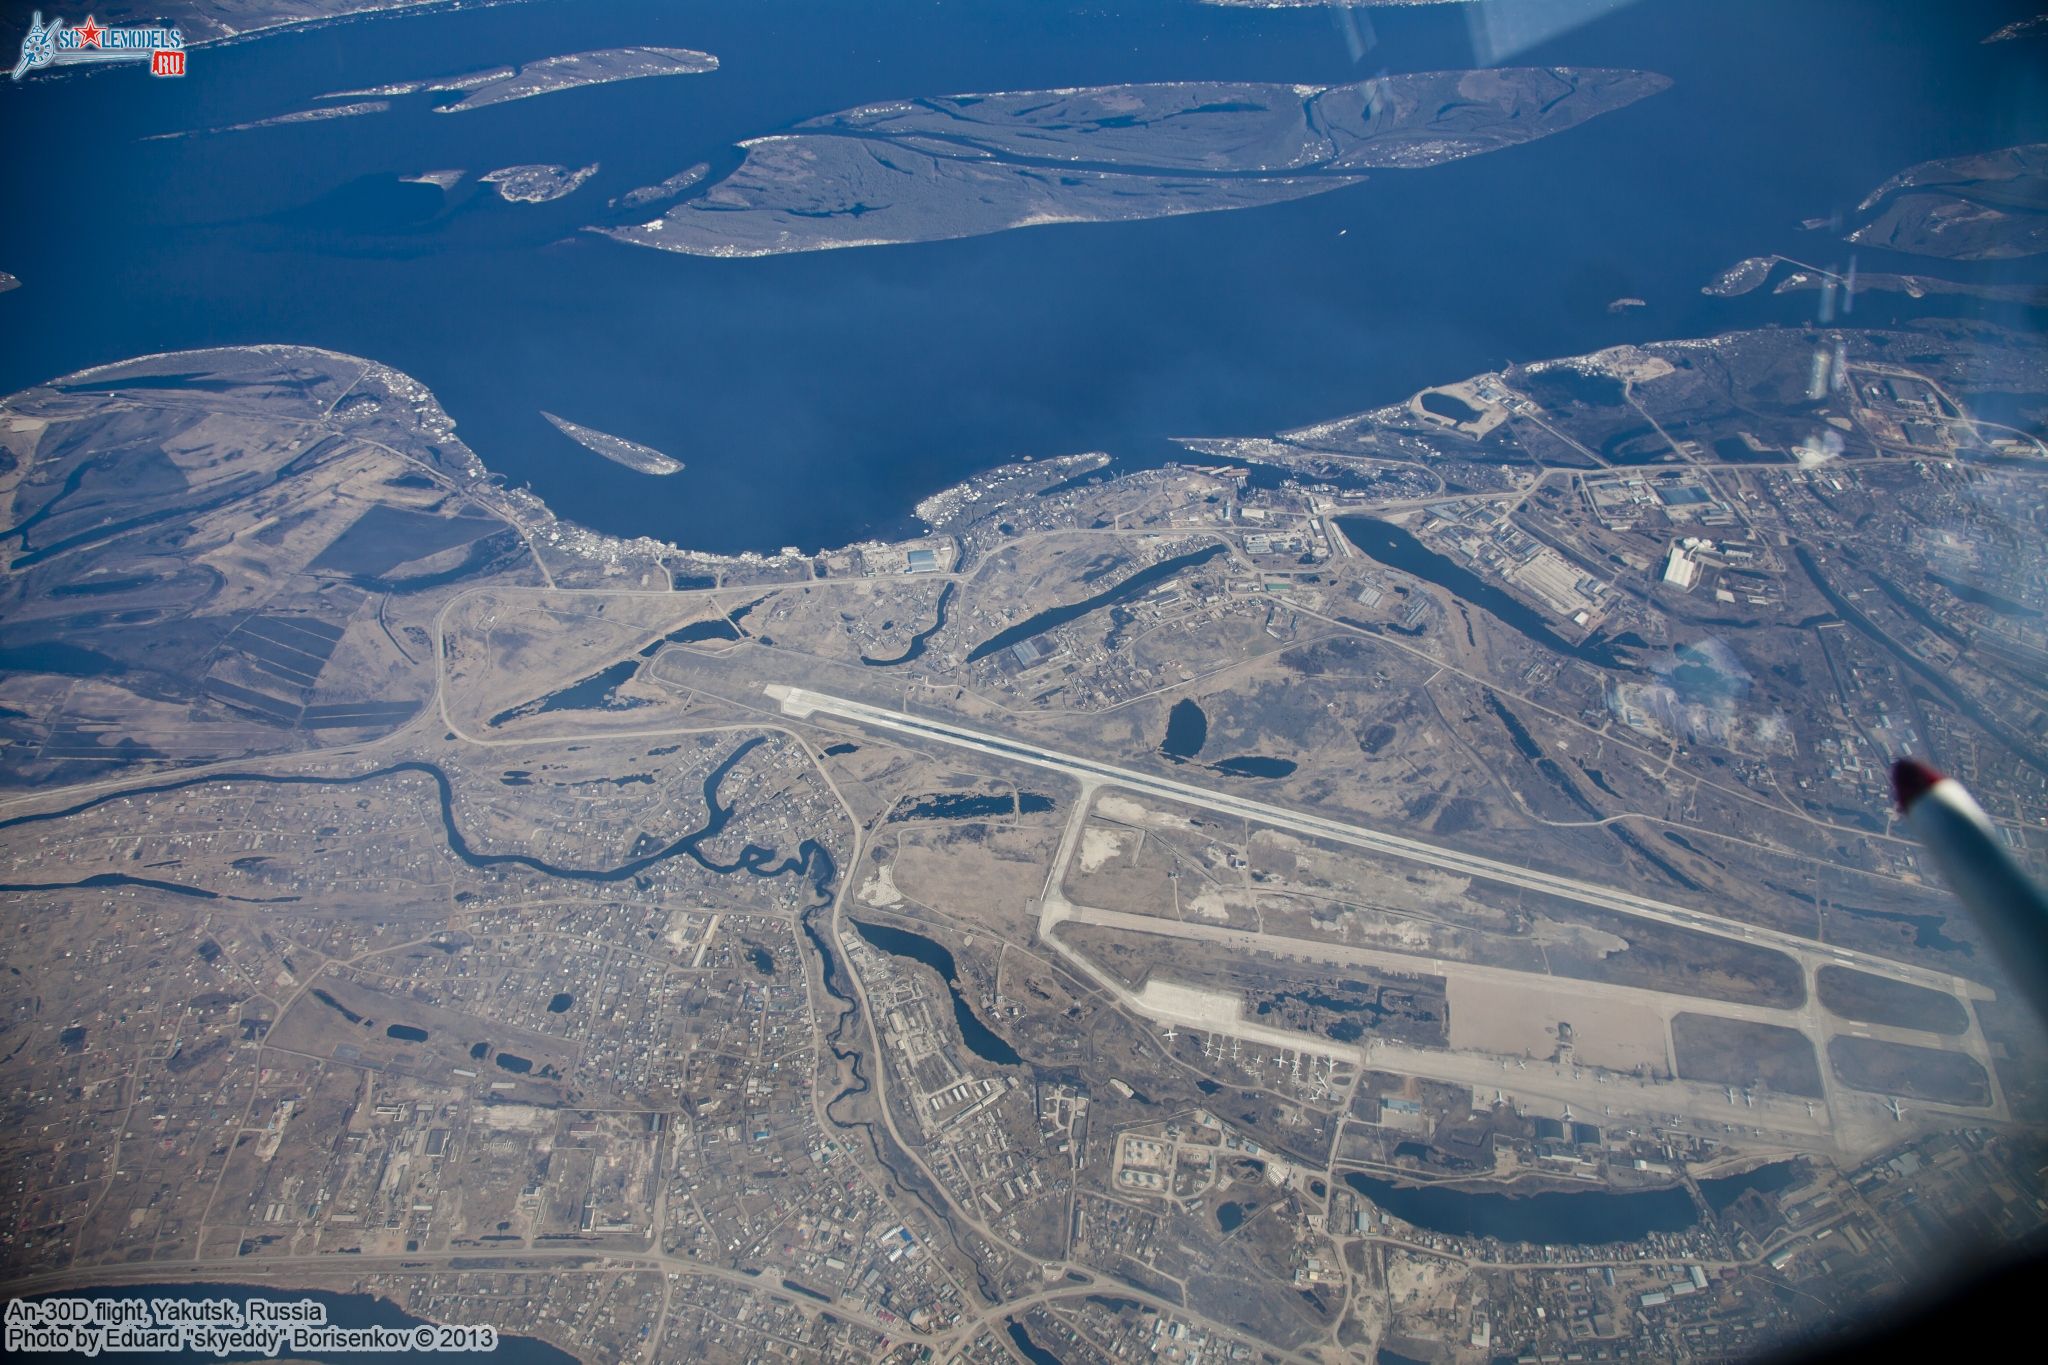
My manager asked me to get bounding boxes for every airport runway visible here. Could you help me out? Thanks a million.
[774,679,2007,1146]
[1054,899,1969,1053]
[773,683,2009,1151]
[768,685,1983,999]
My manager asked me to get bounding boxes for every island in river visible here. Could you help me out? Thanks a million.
[143,99,391,140]
[484,163,601,204]
[86,1,458,44]
[428,46,718,112]
[613,163,711,210]
[597,66,1670,257]
[1703,254,2046,307]
[1846,142,2048,260]
[542,411,685,476]
[324,46,718,110]
[145,45,717,144]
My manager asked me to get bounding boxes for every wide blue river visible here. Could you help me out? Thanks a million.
[0,0,2042,554]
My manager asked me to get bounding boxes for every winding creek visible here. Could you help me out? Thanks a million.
[862,582,956,667]
[0,734,956,1304]
[0,738,833,892]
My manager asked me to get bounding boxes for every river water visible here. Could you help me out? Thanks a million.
[0,741,836,895]
[1345,1171,1698,1245]
[1,1,2042,555]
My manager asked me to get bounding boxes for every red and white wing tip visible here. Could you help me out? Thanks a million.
[1891,757,1945,814]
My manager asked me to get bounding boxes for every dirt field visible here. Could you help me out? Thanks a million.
[1816,966,1970,1036]
[1671,1013,1824,1097]
[1446,977,1669,1073]
[1828,1035,1992,1107]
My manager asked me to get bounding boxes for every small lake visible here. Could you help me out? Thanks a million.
[1830,903,1970,954]
[966,546,1226,663]
[1419,391,1481,423]
[1161,698,1208,761]
[1345,1172,1697,1245]
[0,642,129,678]
[850,919,1022,1066]
[1007,1320,1063,1365]
[1212,755,1296,779]
[1334,517,1623,668]
[890,791,1056,821]
[1698,1160,1803,1214]
[639,619,742,656]
[488,659,641,727]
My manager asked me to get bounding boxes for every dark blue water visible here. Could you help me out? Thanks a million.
[11,1285,575,1364]
[890,791,1055,820]
[849,918,1023,1065]
[966,545,1227,662]
[1212,755,1296,779]
[0,740,837,897]
[0,871,218,898]
[488,658,641,726]
[0,643,128,677]
[1699,1160,1803,1214]
[1007,1320,1064,1365]
[1419,390,1482,423]
[862,582,954,667]
[639,619,742,655]
[1161,698,1207,760]
[1345,1172,1697,1245]
[2,2,2041,555]
[1337,516,1626,666]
